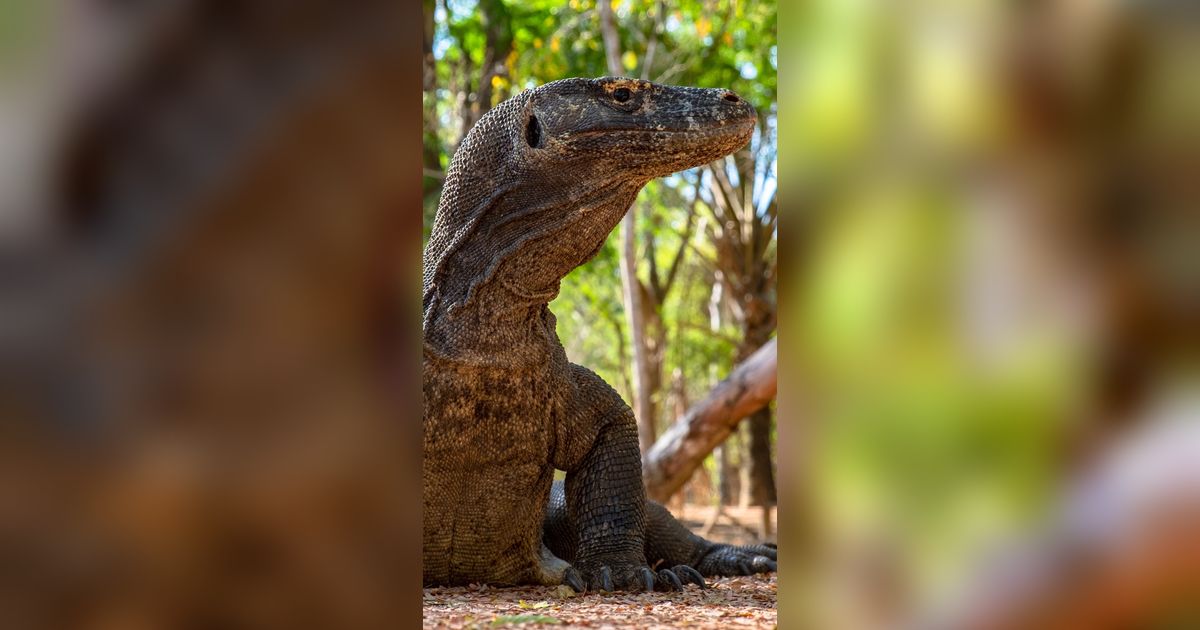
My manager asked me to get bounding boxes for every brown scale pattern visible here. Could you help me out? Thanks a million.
[543,480,777,582]
[422,77,759,592]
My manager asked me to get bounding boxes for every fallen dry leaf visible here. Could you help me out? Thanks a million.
[423,573,777,629]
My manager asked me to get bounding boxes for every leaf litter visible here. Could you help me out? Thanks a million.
[423,573,777,629]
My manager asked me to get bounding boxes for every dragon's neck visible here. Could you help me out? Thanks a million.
[423,178,642,359]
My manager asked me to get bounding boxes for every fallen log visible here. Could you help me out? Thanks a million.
[643,338,777,502]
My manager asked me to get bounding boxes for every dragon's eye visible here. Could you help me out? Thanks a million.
[613,87,632,103]
[525,114,541,148]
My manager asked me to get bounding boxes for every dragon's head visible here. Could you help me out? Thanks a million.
[516,77,756,179]
[424,77,755,330]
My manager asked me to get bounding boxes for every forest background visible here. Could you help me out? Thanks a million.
[422,0,782,522]
[424,0,1198,626]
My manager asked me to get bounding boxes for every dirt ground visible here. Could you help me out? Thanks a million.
[422,506,778,629]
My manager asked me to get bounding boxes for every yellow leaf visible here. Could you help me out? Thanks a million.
[491,75,507,90]
[697,17,711,39]
[622,50,637,72]
[550,36,560,52]
[723,32,733,46]
[533,37,543,49]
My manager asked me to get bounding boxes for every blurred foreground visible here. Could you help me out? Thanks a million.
[1,2,423,627]
[778,0,1199,627]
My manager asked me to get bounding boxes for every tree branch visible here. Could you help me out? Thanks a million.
[643,338,778,502]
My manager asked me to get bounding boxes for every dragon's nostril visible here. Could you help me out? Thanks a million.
[723,93,739,103]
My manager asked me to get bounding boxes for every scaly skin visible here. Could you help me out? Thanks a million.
[543,480,777,585]
[422,77,756,592]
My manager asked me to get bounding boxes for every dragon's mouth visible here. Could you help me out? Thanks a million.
[568,117,757,139]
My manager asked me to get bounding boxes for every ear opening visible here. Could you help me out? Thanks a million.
[525,114,542,148]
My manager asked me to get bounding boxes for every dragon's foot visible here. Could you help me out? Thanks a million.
[656,564,707,591]
[571,555,703,592]
[696,543,778,576]
[536,543,573,586]
[537,546,622,594]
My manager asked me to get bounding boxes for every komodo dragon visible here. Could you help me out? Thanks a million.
[544,480,778,578]
[423,76,774,592]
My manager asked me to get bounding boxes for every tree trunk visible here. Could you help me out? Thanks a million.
[738,441,751,509]
[716,444,735,505]
[464,0,512,132]
[669,367,688,421]
[705,138,779,510]
[640,284,665,445]
[607,312,634,403]
[455,45,474,143]
[747,408,777,505]
[599,0,656,454]
[622,207,654,453]
[643,338,778,502]
[740,310,778,507]
[422,0,441,193]
[597,0,624,78]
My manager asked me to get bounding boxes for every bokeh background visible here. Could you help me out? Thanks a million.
[426,0,1200,627]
